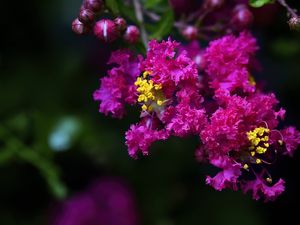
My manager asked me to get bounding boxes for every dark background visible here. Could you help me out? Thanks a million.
[1,0,300,224]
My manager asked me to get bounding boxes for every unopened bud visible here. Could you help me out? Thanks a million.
[78,9,95,24]
[84,0,104,13]
[288,16,300,31]
[94,19,119,43]
[204,0,224,9]
[72,18,91,35]
[231,4,253,30]
[114,17,127,31]
[123,25,140,44]
[181,26,198,40]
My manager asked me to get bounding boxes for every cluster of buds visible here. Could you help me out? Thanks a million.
[94,19,140,44]
[72,0,140,44]
[179,1,254,41]
[72,0,104,35]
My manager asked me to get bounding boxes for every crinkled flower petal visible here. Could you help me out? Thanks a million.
[206,156,242,191]
[93,50,141,118]
[125,123,169,158]
[242,178,285,202]
[204,32,258,93]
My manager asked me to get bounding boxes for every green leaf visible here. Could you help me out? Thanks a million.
[149,9,174,40]
[118,1,137,23]
[18,148,67,199]
[145,0,164,9]
[249,0,273,8]
[106,0,119,14]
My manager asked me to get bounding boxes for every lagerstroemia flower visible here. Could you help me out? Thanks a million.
[93,33,300,201]
[93,49,142,118]
[49,178,138,225]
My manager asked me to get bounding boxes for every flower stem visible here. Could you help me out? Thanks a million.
[277,0,298,17]
[133,0,148,48]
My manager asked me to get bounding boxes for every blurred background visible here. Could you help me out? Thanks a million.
[1,0,300,224]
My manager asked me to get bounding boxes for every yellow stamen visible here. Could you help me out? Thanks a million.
[135,72,164,112]
[249,75,256,86]
[141,104,147,111]
[247,127,270,158]
[157,100,163,106]
[256,146,267,154]
[266,177,272,183]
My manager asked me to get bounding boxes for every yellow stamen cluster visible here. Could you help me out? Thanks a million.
[134,71,163,111]
[248,74,256,86]
[247,127,270,164]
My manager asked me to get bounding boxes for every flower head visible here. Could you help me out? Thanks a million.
[50,178,138,225]
[93,35,300,202]
[93,49,141,118]
[204,32,258,93]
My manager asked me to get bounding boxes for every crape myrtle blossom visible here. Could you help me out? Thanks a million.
[93,50,142,118]
[93,32,300,201]
[49,178,139,225]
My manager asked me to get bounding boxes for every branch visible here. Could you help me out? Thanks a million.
[277,0,298,18]
[133,0,148,48]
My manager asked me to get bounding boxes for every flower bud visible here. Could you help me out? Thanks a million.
[181,26,198,40]
[123,25,140,44]
[84,0,104,13]
[203,0,224,9]
[78,9,95,24]
[114,17,127,31]
[72,18,91,35]
[94,19,119,43]
[288,16,300,31]
[231,4,253,30]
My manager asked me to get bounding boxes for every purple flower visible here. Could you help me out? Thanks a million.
[204,32,258,93]
[178,41,205,69]
[92,35,300,201]
[206,156,242,191]
[93,50,142,118]
[142,38,198,96]
[50,178,139,225]
[163,104,207,137]
[201,92,284,155]
[242,176,285,202]
[281,126,300,156]
[125,120,169,158]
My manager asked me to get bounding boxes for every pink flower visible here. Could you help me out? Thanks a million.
[206,156,242,191]
[92,36,300,201]
[201,92,284,155]
[179,41,205,69]
[204,32,258,93]
[93,50,141,118]
[50,178,138,225]
[125,121,169,158]
[242,177,285,202]
[281,126,300,156]
[163,104,207,137]
[142,38,198,96]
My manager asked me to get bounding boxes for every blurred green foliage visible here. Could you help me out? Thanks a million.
[249,0,274,8]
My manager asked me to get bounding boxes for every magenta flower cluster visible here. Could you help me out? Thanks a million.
[93,32,300,201]
[50,179,138,225]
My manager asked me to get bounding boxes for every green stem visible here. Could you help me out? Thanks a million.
[133,0,148,48]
